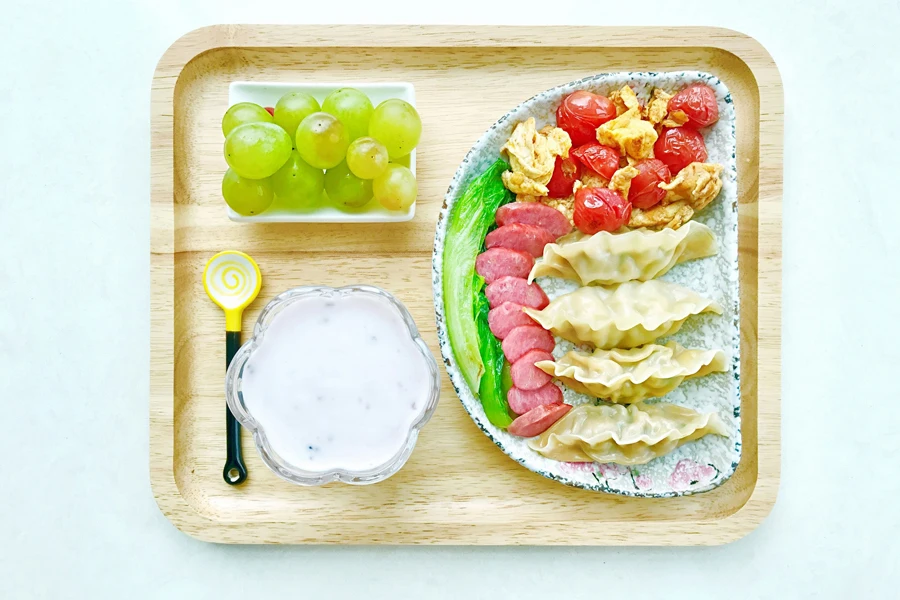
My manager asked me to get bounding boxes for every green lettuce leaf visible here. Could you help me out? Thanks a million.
[442,159,514,407]
[474,274,514,428]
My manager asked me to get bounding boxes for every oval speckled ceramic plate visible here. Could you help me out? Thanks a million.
[433,72,741,497]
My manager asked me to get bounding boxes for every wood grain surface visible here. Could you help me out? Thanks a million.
[150,25,782,545]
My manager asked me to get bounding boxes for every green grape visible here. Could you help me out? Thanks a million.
[224,122,292,179]
[322,88,374,141]
[295,112,350,169]
[390,153,411,168]
[324,161,373,208]
[271,150,324,208]
[345,137,389,179]
[222,168,274,215]
[274,92,321,140]
[373,165,417,211]
[222,102,273,137]
[368,99,421,159]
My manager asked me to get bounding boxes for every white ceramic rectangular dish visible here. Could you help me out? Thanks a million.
[227,81,416,223]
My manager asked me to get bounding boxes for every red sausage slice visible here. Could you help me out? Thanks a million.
[501,326,556,363]
[511,349,554,390]
[496,202,572,238]
[507,383,564,415]
[507,402,572,437]
[488,302,537,340]
[475,248,534,284]
[485,223,556,258]
[485,276,549,310]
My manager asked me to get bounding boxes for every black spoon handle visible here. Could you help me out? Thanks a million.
[223,330,247,485]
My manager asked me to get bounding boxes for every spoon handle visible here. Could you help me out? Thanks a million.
[223,330,248,485]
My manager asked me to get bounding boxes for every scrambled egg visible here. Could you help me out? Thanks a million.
[626,163,723,229]
[645,89,671,125]
[501,118,572,196]
[540,125,572,157]
[628,201,695,230]
[608,165,639,199]
[660,162,724,211]
[543,195,575,222]
[609,85,641,116]
[645,89,689,128]
[580,171,609,188]
[502,171,548,196]
[662,110,689,128]
[596,106,658,161]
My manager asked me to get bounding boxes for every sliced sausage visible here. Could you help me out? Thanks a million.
[496,202,572,238]
[507,383,564,415]
[510,349,554,390]
[507,402,572,437]
[502,326,556,363]
[485,223,556,258]
[475,248,534,284]
[485,276,550,310]
[488,302,537,340]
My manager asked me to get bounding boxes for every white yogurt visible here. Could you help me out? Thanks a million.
[239,291,434,474]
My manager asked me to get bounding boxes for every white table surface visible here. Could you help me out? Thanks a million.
[2,0,898,597]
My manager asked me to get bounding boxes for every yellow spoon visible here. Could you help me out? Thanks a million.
[203,251,262,485]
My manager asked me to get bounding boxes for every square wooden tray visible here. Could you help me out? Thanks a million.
[150,25,782,545]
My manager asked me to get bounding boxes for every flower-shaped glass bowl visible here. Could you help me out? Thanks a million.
[225,285,440,486]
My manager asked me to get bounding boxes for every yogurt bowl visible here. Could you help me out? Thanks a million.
[225,285,440,485]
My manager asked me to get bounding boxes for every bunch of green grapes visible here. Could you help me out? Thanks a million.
[220,89,422,216]
[355,97,421,211]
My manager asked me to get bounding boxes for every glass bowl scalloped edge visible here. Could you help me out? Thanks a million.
[225,284,441,486]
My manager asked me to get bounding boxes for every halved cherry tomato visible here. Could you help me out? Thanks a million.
[653,127,708,174]
[629,159,671,210]
[264,106,275,116]
[571,143,620,181]
[573,187,631,234]
[507,402,571,437]
[546,155,582,198]
[556,91,617,146]
[667,84,719,128]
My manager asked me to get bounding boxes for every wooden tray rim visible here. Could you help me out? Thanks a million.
[150,24,783,545]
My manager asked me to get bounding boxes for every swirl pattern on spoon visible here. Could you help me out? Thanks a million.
[203,252,260,311]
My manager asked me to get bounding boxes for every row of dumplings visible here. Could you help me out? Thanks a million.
[520,221,730,465]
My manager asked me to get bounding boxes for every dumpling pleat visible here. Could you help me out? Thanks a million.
[535,342,727,403]
[523,280,722,349]
[528,402,728,465]
[529,221,717,286]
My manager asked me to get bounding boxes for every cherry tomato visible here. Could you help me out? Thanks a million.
[264,106,275,116]
[571,143,620,180]
[573,187,631,234]
[556,91,617,146]
[546,156,582,198]
[629,159,672,210]
[653,127,708,174]
[667,84,719,128]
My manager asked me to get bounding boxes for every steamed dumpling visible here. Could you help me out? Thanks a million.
[528,402,728,465]
[535,342,727,404]
[523,280,722,349]
[529,221,717,286]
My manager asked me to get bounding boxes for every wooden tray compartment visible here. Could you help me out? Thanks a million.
[151,25,782,545]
